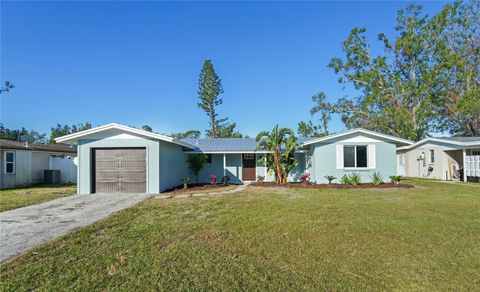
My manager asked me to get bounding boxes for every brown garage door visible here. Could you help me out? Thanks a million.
[93,148,146,193]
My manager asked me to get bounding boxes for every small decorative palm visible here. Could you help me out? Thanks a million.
[324,175,336,184]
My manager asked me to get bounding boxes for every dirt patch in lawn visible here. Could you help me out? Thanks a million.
[251,182,414,189]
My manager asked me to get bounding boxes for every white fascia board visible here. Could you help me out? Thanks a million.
[398,137,478,151]
[55,123,196,149]
[301,128,413,147]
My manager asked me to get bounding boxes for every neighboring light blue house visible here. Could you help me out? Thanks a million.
[56,123,412,194]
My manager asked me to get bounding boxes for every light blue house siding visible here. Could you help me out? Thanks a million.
[192,154,244,184]
[158,140,190,192]
[310,141,396,184]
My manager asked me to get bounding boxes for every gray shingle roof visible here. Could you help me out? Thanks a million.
[181,138,315,152]
[0,139,77,154]
[436,137,480,143]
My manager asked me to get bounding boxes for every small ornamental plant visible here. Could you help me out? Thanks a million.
[324,175,337,184]
[349,173,362,186]
[209,174,217,185]
[300,173,310,183]
[256,175,265,182]
[340,175,351,185]
[181,177,190,189]
[222,175,231,185]
[371,171,384,186]
[390,175,402,184]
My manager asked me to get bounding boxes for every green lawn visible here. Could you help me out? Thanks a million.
[0,184,76,212]
[1,179,479,290]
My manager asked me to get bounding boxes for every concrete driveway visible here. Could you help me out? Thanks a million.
[0,193,148,263]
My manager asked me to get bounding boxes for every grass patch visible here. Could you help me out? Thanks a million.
[0,184,76,212]
[1,179,479,290]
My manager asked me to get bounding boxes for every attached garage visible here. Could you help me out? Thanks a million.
[93,148,146,193]
[55,123,194,194]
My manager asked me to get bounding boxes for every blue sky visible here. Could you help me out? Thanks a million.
[1,1,448,138]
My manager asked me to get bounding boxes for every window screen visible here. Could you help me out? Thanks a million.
[356,146,367,167]
[344,146,355,168]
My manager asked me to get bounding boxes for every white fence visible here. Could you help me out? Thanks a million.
[50,157,77,184]
[465,155,480,177]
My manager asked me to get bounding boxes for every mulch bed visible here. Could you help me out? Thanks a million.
[251,182,414,189]
[164,183,235,193]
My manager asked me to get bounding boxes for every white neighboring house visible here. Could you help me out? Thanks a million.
[396,137,480,182]
[0,139,77,189]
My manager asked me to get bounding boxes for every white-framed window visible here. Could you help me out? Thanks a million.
[343,145,368,168]
[472,150,480,156]
[4,151,16,174]
[205,154,212,164]
[243,153,254,160]
[429,149,435,164]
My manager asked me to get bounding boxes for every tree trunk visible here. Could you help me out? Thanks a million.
[210,114,216,138]
[273,150,282,184]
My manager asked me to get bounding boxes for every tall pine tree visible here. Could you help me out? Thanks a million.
[197,60,223,138]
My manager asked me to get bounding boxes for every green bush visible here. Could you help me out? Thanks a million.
[340,175,351,185]
[324,175,337,184]
[349,173,362,186]
[181,177,190,189]
[390,175,402,184]
[371,171,384,186]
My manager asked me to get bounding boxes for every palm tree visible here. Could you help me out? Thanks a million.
[256,125,298,184]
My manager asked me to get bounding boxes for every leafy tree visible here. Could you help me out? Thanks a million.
[256,125,298,184]
[198,60,223,138]
[431,0,480,136]
[297,121,320,138]
[315,1,480,140]
[49,123,92,143]
[28,130,47,144]
[0,124,28,141]
[206,117,242,138]
[142,125,153,132]
[171,130,201,139]
[186,154,206,184]
[310,92,331,135]
[0,81,14,94]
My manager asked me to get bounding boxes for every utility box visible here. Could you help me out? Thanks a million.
[44,170,61,184]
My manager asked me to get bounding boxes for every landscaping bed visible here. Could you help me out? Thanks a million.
[164,183,237,194]
[251,182,414,189]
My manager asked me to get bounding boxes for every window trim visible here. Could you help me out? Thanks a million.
[343,145,368,169]
[4,151,16,175]
[429,149,435,164]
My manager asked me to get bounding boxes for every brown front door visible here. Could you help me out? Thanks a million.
[93,148,146,193]
[242,153,256,181]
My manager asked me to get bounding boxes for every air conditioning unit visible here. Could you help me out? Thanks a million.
[44,170,61,184]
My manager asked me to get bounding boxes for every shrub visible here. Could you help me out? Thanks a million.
[371,171,384,186]
[209,174,217,185]
[222,176,231,185]
[256,175,265,183]
[340,175,351,185]
[349,173,362,186]
[390,175,402,184]
[324,175,336,184]
[300,173,310,183]
[187,154,206,183]
[181,177,190,189]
